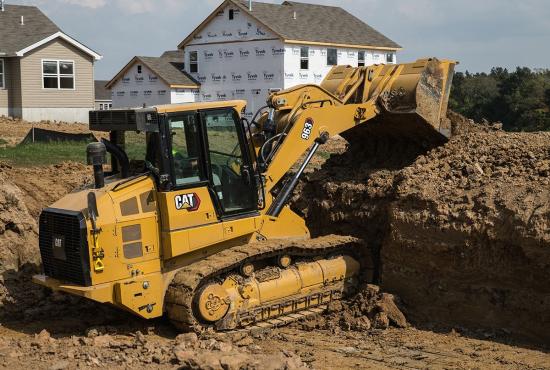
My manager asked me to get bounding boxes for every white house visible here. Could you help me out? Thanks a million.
[179,0,401,117]
[108,0,400,115]
[107,51,199,108]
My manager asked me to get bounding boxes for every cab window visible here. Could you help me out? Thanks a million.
[203,109,257,214]
[169,113,206,186]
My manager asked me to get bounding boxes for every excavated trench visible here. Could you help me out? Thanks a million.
[292,112,550,343]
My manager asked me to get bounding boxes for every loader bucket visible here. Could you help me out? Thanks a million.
[341,58,456,151]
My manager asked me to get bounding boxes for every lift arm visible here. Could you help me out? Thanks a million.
[255,58,456,211]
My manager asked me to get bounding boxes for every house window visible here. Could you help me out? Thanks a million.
[386,53,394,63]
[137,65,142,74]
[229,9,234,20]
[189,51,198,73]
[327,48,337,66]
[42,60,74,89]
[300,46,309,70]
[0,59,4,89]
[358,51,365,67]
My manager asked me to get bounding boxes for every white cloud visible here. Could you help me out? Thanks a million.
[59,0,106,9]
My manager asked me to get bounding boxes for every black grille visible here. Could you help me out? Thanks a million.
[39,208,91,286]
[89,110,138,132]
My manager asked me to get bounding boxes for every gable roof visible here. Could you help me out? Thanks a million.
[94,80,111,100]
[178,0,400,50]
[0,4,101,60]
[106,52,199,89]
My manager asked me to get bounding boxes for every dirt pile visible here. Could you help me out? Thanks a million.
[294,112,550,343]
[0,166,39,275]
[293,284,408,332]
[0,161,90,316]
[0,116,95,147]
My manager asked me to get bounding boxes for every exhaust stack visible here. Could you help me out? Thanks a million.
[87,142,107,189]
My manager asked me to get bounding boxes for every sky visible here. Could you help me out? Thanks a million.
[7,0,550,80]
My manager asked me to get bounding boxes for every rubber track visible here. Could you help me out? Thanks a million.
[164,234,363,333]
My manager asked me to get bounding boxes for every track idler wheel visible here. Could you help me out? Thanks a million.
[196,283,230,322]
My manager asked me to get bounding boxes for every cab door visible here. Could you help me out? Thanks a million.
[200,108,260,240]
[200,108,258,217]
[158,111,223,258]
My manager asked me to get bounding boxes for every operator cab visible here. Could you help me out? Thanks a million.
[89,101,259,218]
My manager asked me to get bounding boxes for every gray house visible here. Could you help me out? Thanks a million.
[94,80,112,110]
[0,3,102,123]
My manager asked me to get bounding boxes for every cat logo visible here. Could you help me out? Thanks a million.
[174,193,201,212]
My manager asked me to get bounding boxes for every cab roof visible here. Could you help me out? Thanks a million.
[89,100,248,132]
[153,100,247,114]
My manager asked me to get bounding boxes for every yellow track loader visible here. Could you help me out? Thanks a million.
[33,58,456,332]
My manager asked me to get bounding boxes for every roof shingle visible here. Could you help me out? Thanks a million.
[107,52,199,89]
[0,4,60,56]
[138,55,198,87]
[234,1,400,49]
[94,80,111,100]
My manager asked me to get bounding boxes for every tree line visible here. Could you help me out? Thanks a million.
[449,67,550,131]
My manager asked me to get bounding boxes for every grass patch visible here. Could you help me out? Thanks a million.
[0,141,89,166]
[0,138,8,145]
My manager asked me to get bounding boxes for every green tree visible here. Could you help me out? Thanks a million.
[449,67,550,131]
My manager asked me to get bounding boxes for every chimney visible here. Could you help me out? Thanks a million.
[248,0,252,11]
[21,15,24,25]
[1,0,5,12]
[293,11,296,20]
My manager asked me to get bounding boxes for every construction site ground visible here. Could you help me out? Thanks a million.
[0,116,549,369]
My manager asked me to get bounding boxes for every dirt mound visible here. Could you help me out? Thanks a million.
[293,284,408,332]
[294,112,550,343]
[0,162,90,316]
[0,168,39,275]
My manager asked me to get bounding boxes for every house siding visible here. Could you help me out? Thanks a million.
[20,38,94,109]
[0,58,23,117]
[183,4,285,118]
[111,62,173,108]
[94,99,112,110]
[0,58,7,115]
[180,3,398,118]
[283,44,396,89]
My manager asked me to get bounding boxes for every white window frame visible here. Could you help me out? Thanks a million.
[0,59,5,89]
[358,51,365,67]
[300,46,309,70]
[386,53,394,63]
[42,59,76,90]
[189,51,198,73]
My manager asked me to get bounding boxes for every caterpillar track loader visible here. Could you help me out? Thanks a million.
[33,58,456,332]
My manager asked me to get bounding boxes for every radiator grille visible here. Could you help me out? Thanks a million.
[39,209,91,286]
